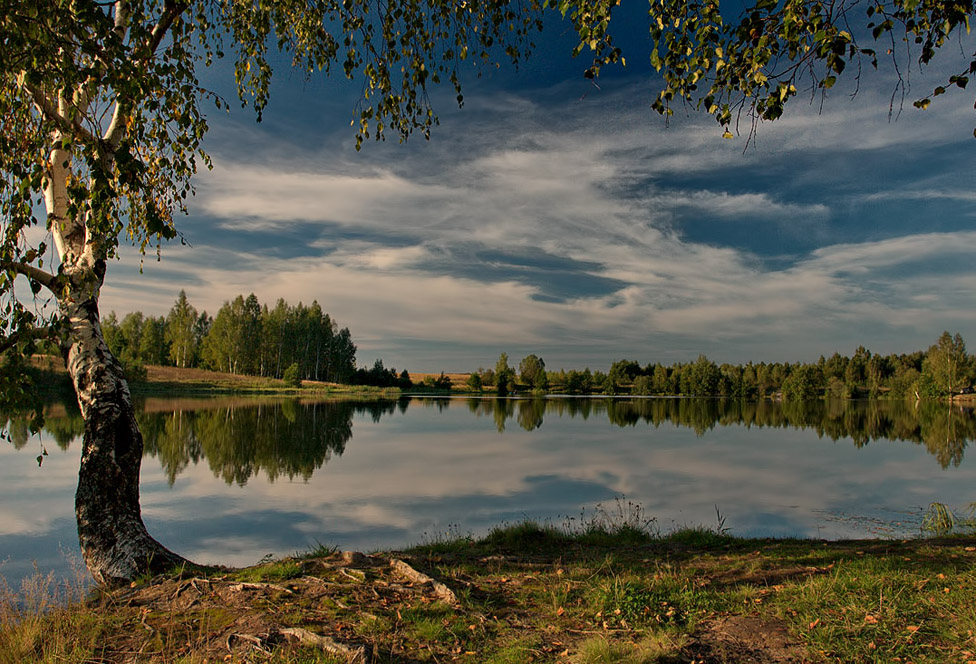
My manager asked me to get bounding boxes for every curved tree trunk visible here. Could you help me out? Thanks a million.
[62,264,188,586]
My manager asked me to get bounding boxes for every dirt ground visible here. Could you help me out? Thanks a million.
[93,550,818,664]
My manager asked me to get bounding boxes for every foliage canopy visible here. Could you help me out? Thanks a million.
[557,0,975,136]
[0,0,547,423]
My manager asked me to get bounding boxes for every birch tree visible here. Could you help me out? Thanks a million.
[0,0,544,585]
[165,290,198,368]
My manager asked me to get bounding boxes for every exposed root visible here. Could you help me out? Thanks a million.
[227,627,370,662]
[389,558,458,604]
[279,627,371,662]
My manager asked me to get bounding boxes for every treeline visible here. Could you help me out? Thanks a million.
[471,332,975,400]
[101,291,358,383]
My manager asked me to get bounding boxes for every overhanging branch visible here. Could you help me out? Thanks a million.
[104,0,188,151]
[149,0,189,55]
[19,80,100,147]
[0,326,57,355]
[3,261,60,293]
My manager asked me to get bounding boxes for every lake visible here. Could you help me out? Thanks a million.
[2,396,975,589]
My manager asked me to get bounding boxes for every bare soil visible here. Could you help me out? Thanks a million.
[89,549,822,664]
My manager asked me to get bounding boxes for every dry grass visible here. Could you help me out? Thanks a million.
[409,372,471,387]
[3,527,975,663]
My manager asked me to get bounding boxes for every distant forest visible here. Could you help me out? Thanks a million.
[99,292,973,399]
[475,332,975,400]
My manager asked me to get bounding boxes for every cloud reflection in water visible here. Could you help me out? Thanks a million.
[3,396,975,588]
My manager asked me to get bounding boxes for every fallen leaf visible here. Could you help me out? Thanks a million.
[906,625,920,633]
[865,615,879,624]
[557,607,565,616]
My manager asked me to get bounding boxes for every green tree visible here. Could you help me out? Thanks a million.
[118,312,145,363]
[282,363,302,388]
[201,298,243,374]
[138,316,168,366]
[519,354,548,391]
[651,363,670,395]
[608,359,641,387]
[260,298,291,379]
[632,374,653,395]
[687,354,721,396]
[165,291,199,369]
[1,0,543,584]
[101,313,123,362]
[921,331,971,397]
[782,364,826,401]
[101,311,145,376]
[495,352,516,396]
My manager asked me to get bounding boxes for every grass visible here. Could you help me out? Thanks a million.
[2,514,975,663]
[922,501,976,536]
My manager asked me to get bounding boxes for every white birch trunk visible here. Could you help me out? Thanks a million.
[61,272,186,584]
[45,124,187,586]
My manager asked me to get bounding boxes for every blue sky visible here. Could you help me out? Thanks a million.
[98,14,976,373]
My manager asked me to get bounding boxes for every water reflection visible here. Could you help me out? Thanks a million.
[4,395,976,590]
[138,400,398,485]
[14,397,976,487]
[459,397,975,469]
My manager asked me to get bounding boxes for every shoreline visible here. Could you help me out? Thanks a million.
[3,524,975,662]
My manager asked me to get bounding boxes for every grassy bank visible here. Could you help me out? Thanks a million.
[29,358,402,399]
[3,513,975,664]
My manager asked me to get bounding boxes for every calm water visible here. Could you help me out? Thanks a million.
[3,396,975,588]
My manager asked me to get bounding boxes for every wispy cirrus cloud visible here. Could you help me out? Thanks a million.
[98,71,976,369]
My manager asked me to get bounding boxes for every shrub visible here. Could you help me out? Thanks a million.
[282,363,302,388]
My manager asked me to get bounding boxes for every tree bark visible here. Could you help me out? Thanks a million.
[62,263,188,586]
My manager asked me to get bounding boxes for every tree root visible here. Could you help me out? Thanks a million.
[389,558,459,604]
[227,628,370,662]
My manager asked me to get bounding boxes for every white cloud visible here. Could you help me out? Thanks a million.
[93,70,976,368]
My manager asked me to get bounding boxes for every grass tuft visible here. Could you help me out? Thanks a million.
[232,557,303,583]
[922,501,976,536]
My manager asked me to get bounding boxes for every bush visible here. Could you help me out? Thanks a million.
[282,363,302,388]
[122,360,147,384]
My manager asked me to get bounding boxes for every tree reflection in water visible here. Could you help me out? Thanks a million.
[462,397,976,469]
[15,397,976,486]
[138,399,397,485]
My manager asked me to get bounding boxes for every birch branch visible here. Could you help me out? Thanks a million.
[0,327,57,355]
[149,0,189,55]
[19,80,99,147]
[104,0,188,151]
[3,261,60,292]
